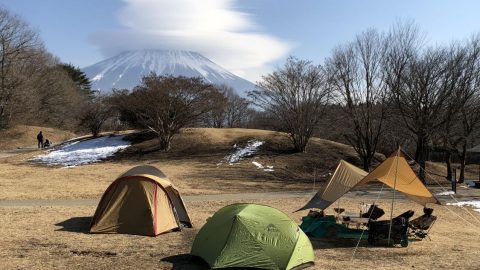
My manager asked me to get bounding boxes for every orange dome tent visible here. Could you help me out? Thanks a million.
[89,165,191,236]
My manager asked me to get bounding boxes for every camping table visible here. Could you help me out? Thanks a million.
[341,217,370,229]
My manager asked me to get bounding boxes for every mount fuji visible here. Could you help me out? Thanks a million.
[82,49,256,96]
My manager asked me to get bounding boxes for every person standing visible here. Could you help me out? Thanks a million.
[37,131,44,148]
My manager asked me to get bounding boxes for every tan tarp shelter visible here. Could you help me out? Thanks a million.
[299,150,440,211]
[299,160,368,210]
[89,165,192,236]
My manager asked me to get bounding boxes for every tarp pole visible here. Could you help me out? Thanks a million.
[337,199,341,220]
[387,147,400,246]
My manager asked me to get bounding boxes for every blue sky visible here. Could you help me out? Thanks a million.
[1,0,480,81]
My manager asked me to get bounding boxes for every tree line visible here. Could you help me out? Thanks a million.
[0,8,96,130]
[251,22,480,183]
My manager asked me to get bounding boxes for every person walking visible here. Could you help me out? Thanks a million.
[37,131,44,149]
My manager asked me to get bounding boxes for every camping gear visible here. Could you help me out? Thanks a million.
[299,148,440,247]
[299,151,440,212]
[361,204,385,220]
[299,160,368,210]
[300,215,368,239]
[368,217,409,247]
[89,165,191,236]
[367,210,414,247]
[356,151,440,206]
[191,203,314,270]
[409,208,437,240]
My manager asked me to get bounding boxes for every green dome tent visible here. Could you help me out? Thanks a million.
[191,203,314,270]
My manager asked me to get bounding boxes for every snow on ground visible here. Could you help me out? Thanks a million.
[252,161,274,172]
[436,190,455,196]
[222,140,264,165]
[32,135,130,167]
[447,201,480,213]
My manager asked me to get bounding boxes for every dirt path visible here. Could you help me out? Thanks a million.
[0,191,314,207]
[0,188,475,207]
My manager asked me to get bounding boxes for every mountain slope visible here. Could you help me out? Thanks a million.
[82,50,256,96]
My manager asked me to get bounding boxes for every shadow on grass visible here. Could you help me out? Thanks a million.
[310,238,369,250]
[55,216,92,233]
[311,237,415,250]
[161,254,210,270]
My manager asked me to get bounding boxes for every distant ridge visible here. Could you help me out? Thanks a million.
[82,49,255,96]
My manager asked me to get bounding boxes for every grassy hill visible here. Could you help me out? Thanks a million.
[0,125,77,150]
[119,128,369,183]
[0,126,477,200]
[120,128,479,184]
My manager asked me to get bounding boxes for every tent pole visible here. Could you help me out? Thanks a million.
[387,147,400,246]
[337,199,340,220]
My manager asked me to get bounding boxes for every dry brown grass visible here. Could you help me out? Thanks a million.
[0,127,477,200]
[0,125,77,150]
[0,128,356,200]
[0,197,479,269]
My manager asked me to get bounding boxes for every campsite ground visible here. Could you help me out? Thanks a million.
[1,197,479,270]
[1,127,479,269]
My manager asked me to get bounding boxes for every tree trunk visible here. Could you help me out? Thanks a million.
[445,150,453,182]
[416,134,428,183]
[362,155,372,172]
[292,135,308,153]
[458,142,467,183]
[158,136,171,151]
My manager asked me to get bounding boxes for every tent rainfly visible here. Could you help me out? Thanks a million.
[89,165,192,236]
[191,203,315,270]
[299,149,440,211]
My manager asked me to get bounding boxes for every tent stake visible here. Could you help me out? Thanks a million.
[387,147,400,246]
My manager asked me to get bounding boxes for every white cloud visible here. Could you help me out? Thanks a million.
[89,0,292,81]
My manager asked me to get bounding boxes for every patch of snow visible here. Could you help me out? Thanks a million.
[223,140,264,165]
[252,161,264,169]
[264,165,274,172]
[252,161,274,172]
[436,191,455,196]
[92,73,103,81]
[447,200,480,213]
[32,135,130,167]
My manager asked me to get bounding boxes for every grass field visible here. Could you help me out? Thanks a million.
[1,198,479,270]
[1,127,479,269]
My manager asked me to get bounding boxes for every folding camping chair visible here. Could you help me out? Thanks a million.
[408,208,437,240]
[367,210,414,247]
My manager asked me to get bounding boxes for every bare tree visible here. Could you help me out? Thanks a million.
[200,85,251,128]
[383,22,456,182]
[327,29,389,170]
[434,39,480,182]
[442,37,480,182]
[200,85,228,128]
[250,57,331,152]
[224,87,250,128]
[391,48,454,182]
[80,95,112,137]
[0,8,40,128]
[3,49,87,129]
[117,74,220,151]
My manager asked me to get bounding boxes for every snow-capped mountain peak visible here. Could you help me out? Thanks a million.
[82,49,255,96]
